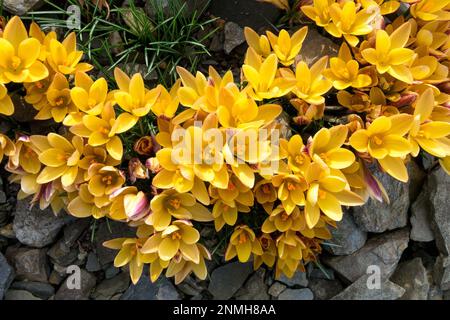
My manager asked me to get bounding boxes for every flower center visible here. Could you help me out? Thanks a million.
[102,175,113,185]
[287,182,296,191]
[100,127,109,135]
[88,98,97,108]
[262,184,271,194]
[10,56,22,70]
[281,212,289,221]
[372,135,383,145]
[169,198,181,209]
[319,190,327,199]
[35,81,44,89]
[238,233,248,244]
[55,97,65,107]
[172,232,182,240]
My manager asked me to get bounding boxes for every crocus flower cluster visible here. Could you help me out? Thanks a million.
[1,0,449,286]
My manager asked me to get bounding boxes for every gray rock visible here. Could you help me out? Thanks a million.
[352,168,409,233]
[0,252,14,299]
[433,255,450,291]
[94,220,135,267]
[268,282,286,297]
[91,272,130,300]
[47,240,78,267]
[176,276,204,296]
[235,269,269,300]
[428,285,443,300]
[410,191,435,242]
[391,258,430,300]
[86,252,101,272]
[55,269,96,300]
[278,288,314,300]
[4,289,41,300]
[208,261,253,300]
[13,199,69,248]
[297,27,339,66]
[61,218,91,248]
[428,168,450,255]
[209,0,281,29]
[326,212,367,255]
[224,22,245,54]
[105,265,121,279]
[308,278,344,300]
[324,228,409,282]
[278,271,308,287]
[121,273,180,300]
[332,276,405,300]
[408,160,426,201]
[10,281,55,300]
[7,248,49,282]
[2,0,43,15]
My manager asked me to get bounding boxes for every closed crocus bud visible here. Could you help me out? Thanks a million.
[128,158,148,183]
[392,92,418,107]
[145,157,161,174]
[437,82,450,95]
[133,136,154,156]
[124,191,150,221]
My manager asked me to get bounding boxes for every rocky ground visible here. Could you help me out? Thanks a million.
[1,0,450,301]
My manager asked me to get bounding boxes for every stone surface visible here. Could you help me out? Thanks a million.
[86,252,101,272]
[54,269,96,300]
[208,261,253,300]
[209,0,281,29]
[332,276,405,300]
[433,255,450,291]
[223,22,245,54]
[91,272,130,300]
[352,168,410,233]
[10,281,55,300]
[324,228,410,282]
[4,289,41,300]
[268,282,286,297]
[391,258,429,300]
[297,27,339,66]
[428,168,450,255]
[326,212,367,255]
[0,252,14,299]
[121,273,180,300]
[410,190,435,242]
[278,288,314,300]
[308,278,344,300]
[235,269,269,300]
[278,271,308,287]
[13,200,69,248]
[7,248,49,282]
[47,240,78,267]
[2,0,44,15]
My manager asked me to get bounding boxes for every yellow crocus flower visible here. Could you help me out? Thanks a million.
[35,133,84,188]
[70,72,109,116]
[406,0,450,21]
[141,220,201,263]
[266,27,308,66]
[301,0,335,27]
[323,43,372,89]
[243,51,296,101]
[280,56,332,105]
[349,114,414,182]
[361,22,416,83]
[0,84,14,115]
[114,68,161,120]
[47,32,93,75]
[244,27,271,57]
[409,88,450,158]
[326,1,375,47]
[225,225,263,263]
[35,73,77,123]
[0,16,48,83]
[309,125,356,170]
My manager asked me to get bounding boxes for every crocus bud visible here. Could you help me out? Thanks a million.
[128,158,148,183]
[124,191,150,221]
[133,136,154,156]
[145,157,161,174]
